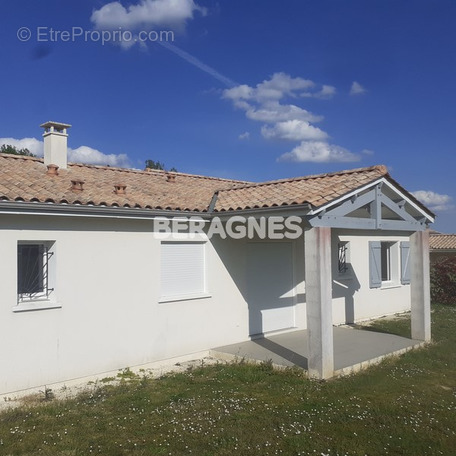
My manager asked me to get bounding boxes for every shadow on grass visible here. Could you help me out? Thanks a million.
[351,318,412,339]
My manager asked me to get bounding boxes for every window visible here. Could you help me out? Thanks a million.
[160,242,208,302]
[369,240,406,289]
[15,241,58,311]
[337,242,349,275]
[380,242,393,281]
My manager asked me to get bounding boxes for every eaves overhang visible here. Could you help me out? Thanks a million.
[211,203,313,219]
[0,201,212,220]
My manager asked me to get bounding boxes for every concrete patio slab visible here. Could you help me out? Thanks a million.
[211,327,426,377]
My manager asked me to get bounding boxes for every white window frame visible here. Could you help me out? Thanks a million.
[369,240,400,289]
[14,241,60,312]
[159,241,210,303]
[380,241,399,286]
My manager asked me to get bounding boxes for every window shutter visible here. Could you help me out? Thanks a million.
[369,241,382,288]
[400,241,411,285]
[161,242,205,298]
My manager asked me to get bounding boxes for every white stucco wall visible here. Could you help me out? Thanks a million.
[330,229,412,325]
[0,215,252,395]
[0,214,413,395]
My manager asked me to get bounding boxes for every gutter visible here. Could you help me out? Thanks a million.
[0,200,313,221]
[0,201,212,221]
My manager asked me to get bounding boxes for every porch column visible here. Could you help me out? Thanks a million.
[410,230,431,341]
[304,226,334,379]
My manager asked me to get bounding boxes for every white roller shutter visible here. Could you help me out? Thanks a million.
[161,242,206,298]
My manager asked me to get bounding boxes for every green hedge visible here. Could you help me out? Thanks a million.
[431,257,456,306]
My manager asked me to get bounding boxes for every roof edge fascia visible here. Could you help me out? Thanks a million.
[308,177,435,223]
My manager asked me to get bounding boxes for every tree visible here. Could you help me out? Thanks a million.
[145,159,177,172]
[1,144,35,157]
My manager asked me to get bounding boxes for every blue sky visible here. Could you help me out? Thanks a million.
[1,0,455,231]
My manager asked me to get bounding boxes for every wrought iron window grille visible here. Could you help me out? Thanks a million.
[338,242,348,274]
[17,244,54,302]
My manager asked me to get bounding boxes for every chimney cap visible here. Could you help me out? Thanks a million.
[40,121,72,129]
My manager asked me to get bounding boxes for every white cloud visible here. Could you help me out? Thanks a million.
[361,148,375,156]
[238,132,250,140]
[301,84,336,99]
[411,190,453,212]
[350,81,367,95]
[68,146,130,168]
[255,72,315,100]
[0,137,44,156]
[91,0,206,30]
[261,120,328,142]
[0,137,130,168]
[223,84,254,102]
[223,72,334,104]
[222,73,361,164]
[278,141,361,163]
[245,101,323,124]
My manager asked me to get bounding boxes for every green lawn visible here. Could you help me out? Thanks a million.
[1,304,455,456]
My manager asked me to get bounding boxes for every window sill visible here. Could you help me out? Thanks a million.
[159,293,212,304]
[380,282,401,290]
[12,301,62,313]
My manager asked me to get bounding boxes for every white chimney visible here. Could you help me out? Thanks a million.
[40,121,71,169]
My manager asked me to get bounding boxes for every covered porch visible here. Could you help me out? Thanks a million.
[211,325,426,377]
[301,177,433,379]
[212,168,434,380]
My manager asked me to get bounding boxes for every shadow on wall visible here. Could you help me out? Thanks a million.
[211,237,300,338]
[332,263,361,324]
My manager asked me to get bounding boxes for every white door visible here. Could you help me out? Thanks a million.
[247,242,295,335]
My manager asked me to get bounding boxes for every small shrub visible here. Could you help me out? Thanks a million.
[430,257,456,306]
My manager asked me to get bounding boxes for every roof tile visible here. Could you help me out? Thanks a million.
[214,165,389,211]
[0,153,246,212]
[430,234,456,250]
[0,156,430,217]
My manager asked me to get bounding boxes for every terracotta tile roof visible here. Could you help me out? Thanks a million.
[0,156,431,218]
[430,234,456,250]
[0,154,247,212]
[213,165,389,211]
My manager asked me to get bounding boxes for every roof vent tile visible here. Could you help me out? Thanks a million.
[46,164,59,176]
[114,184,127,195]
[71,180,85,192]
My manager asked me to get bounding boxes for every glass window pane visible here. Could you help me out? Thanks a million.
[18,244,44,294]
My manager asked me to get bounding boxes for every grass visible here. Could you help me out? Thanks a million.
[1,304,455,456]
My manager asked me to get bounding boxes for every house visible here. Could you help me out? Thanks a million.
[0,121,434,394]
[429,232,456,263]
